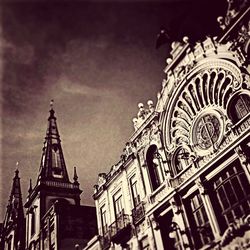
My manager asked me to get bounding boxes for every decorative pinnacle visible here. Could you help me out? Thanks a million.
[73,167,79,184]
[28,179,32,193]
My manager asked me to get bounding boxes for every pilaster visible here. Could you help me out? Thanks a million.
[195,178,221,239]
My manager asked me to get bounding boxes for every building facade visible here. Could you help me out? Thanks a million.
[86,1,250,250]
[0,105,97,250]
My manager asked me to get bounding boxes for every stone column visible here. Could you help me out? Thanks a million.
[235,145,250,182]
[147,215,163,250]
[170,195,191,250]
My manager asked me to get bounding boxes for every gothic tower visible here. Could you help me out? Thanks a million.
[24,102,82,249]
[0,169,25,250]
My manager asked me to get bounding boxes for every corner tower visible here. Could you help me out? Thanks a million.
[24,101,82,248]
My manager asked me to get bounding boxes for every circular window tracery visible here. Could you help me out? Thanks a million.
[195,114,221,150]
[192,110,224,154]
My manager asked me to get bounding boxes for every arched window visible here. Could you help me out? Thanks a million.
[173,148,191,176]
[52,143,62,176]
[146,145,164,191]
[229,94,250,123]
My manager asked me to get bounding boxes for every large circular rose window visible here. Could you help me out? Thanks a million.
[192,111,223,153]
[196,114,221,149]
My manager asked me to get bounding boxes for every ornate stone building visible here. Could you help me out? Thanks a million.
[85,1,250,250]
[0,105,97,250]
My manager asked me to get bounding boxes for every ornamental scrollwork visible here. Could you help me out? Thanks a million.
[163,60,244,156]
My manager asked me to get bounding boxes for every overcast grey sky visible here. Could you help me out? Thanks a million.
[0,0,226,220]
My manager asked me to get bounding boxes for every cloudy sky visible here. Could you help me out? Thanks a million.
[0,0,226,220]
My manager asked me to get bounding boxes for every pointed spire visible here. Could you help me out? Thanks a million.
[37,100,69,182]
[12,165,21,201]
[2,168,25,250]
[3,167,24,228]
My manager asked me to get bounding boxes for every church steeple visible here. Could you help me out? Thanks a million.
[1,167,25,250]
[38,100,69,182]
[25,101,81,222]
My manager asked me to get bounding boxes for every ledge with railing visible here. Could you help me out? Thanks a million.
[44,180,79,190]
[100,229,111,250]
[109,210,131,245]
[232,112,250,136]
[132,201,145,225]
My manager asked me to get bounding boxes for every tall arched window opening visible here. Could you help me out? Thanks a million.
[173,148,191,176]
[229,94,250,123]
[146,145,164,191]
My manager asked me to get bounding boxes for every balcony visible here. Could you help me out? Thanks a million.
[100,229,111,250]
[132,202,145,224]
[109,210,131,245]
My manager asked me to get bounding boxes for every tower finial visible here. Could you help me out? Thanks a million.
[49,99,55,119]
[50,99,54,110]
[15,162,19,176]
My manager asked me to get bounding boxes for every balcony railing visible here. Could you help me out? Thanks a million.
[44,180,79,190]
[100,230,111,250]
[132,202,145,224]
[109,210,131,245]
[232,112,250,136]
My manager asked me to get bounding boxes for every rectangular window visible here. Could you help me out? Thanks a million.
[130,175,140,207]
[100,205,108,234]
[188,193,214,248]
[213,160,250,229]
[113,190,123,218]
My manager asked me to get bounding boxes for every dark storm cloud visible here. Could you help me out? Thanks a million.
[0,0,226,219]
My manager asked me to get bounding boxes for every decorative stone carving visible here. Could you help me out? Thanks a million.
[235,146,248,165]
[132,117,139,130]
[147,100,155,113]
[93,184,99,194]
[98,173,107,187]
[133,101,156,131]
[138,150,146,167]
[217,0,249,30]
[195,178,208,195]
[170,196,182,214]
[150,215,160,230]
